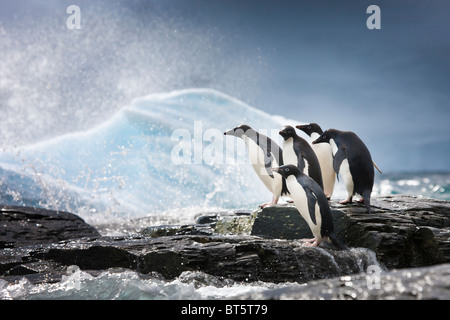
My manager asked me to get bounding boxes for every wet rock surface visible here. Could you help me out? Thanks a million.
[0,206,100,249]
[249,196,450,269]
[1,195,449,299]
[0,234,381,285]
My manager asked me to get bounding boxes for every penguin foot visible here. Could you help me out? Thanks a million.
[259,202,274,209]
[259,196,280,208]
[339,198,353,205]
[300,238,315,243]
[302,239,321,247]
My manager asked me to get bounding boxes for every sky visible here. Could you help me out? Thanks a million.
[0,0,449,172]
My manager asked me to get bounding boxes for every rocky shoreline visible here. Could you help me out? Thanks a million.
[1,195,449,299]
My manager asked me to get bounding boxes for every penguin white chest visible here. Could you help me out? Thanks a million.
[243,136,281,194]
[244,137,265,167]
[329,139,338,156]
[311,133,335,197]
[312,133,332,161]
[339,159,354,195]
[286,176,322,239]
[283,138,297,165]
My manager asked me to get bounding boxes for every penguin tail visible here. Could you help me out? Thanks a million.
[372,160,383,174]
[327,232,348,251]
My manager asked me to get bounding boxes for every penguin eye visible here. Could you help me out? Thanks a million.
[285,168,290,172]
[308,126,311,129]
[322,135,326,139]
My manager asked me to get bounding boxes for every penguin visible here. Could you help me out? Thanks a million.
[312,129,374,214]
[296,123,336,199]
[278,125,324,191]
[224,124,289,207]
[272,164,347,250]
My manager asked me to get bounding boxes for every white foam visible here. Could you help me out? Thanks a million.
[0,89,293,223]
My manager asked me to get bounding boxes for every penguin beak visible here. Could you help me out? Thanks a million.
[296,124,310,132]
[271,167,281,173]
[224,129,234,136]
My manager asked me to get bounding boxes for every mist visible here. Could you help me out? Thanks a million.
[0,0,449,172]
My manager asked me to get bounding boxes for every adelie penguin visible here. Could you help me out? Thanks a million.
[272,164,347,250]
[278,125,324,191]
[296,123,336,199]
[313,129,375,214]
[224,124,289,207]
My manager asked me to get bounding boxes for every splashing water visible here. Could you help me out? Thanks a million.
[0,244,385,300]
[1,89,449,227]
[0,89,294,224]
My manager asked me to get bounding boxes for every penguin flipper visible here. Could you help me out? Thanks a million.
[333,147,347,175]
[292,141,306,171]
[264,154,275,178]
[258,134,280,178]
[297,156,306,172]
[305,187,318,225]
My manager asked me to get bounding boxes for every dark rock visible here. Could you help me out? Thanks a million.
[1,195,449,296]
[140,224,214,238]
[0,206,100,248]
[196,215,218,225]
[251,205,311,239]
[337,196,449,269]
[0,235,381,284]
[251,204,346,239]
[250,196,450,269]
[44,244,137,271]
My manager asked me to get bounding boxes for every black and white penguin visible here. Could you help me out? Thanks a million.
[272,164,347,249]
[279,125,324,190]
[224,124,289,207]
[296,123,336,199]
[312,129,374,214]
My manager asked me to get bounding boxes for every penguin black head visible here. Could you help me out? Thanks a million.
[224,124,253,137]
[312,129,338,145]
[278,125,298,141]
[272,164,301,178]
[296,123,323,137]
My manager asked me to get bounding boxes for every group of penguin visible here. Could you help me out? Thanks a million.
[224,123,382,250]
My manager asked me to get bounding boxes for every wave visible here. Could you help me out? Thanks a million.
[0,89,296,223]
[1,88,448,225]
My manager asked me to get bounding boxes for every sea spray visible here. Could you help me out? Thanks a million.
[1,90,449,227]
[0,89,283,223]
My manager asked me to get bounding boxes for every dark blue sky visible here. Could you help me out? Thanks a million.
[0,0,449,171]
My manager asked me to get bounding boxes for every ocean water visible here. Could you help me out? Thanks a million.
[0,89,448,300]
[0,268,307,300]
